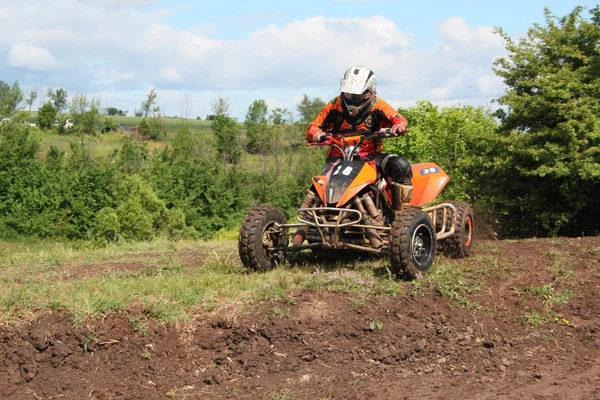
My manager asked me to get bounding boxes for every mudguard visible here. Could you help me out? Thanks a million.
[311,160,378,206]
[410,163,449,207]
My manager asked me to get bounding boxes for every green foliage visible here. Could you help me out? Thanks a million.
[114,175,165,241]
[0,80,24,117]
[101,117,119,133]
[106,107,127,116]
[118,136,148,174]
[489,6,600,237]
[47,88,68,114]
[386,101,498,202]
[25,91,37,112]
[212,114,242,164]
[38,103,57,130]
[296,94,325,124]
[59,142,120,238]
[270,107,291,125]
[140,88,157,118]
[69,94,101,135]
[145,126,245,238]
[245,99,272,154]
[139,115,166,140]
[93,207,121,243]
[0,123,45,238]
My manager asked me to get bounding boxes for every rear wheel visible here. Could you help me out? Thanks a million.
[437,201,474,258]
[390,208,436,279]
[238,205,288,271]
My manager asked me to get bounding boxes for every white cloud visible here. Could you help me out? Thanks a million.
[477,75,504,96]
[162,67,183,83]
[119,72,135,80]
[431,87,450,99]
[437,17,473,44]
[8,43,60,70]
[79,0,156,8]
[0,2,509,119]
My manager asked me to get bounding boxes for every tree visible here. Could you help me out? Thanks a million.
[296,94,325,123]
[0,80,24,117]
[487,6,600,237]
[106,107,119,116]
[270,107,291,125]
[69,93,101,135]
[140,88,157,118]
[210,96,241,163]
[47,88,68,113]
[138,106,166,140]
[245,99,270,154]
[37,102,57,130]
[210,96,230,117]
[105,107,127,116]
[25,91,37,112]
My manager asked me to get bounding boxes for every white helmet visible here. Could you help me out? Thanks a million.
[340,65,377,117]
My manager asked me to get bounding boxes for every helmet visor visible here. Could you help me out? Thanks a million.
[342,90,373,107]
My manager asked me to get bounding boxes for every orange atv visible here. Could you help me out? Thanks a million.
[238,130,474,278]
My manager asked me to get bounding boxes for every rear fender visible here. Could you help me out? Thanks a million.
[410,163,449,207]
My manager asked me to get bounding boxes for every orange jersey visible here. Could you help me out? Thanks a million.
[306,96,408,157]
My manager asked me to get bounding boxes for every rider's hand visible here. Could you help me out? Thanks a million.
[313,131,327,143]
[390,121,408,136]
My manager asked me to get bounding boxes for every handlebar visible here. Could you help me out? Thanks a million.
[308,129,402,161]
[309,128,397,147]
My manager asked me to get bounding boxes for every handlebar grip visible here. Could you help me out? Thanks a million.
[319,133,332,143]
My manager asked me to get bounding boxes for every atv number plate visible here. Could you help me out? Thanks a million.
[419,166,440,175]
[333,165,354,176]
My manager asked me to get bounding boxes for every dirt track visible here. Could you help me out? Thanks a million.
[1,237,599,399]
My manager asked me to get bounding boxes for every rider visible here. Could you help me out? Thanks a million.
[293,65,414,245]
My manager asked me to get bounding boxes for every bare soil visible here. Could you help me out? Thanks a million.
[1,237,599,399]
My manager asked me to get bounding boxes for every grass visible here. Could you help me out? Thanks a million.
[525,283,574,308]
[543,248,574,279]
[518,311,548,327]
[2,236,589,326]
[24,111,216,159]
[0,238,411,323]
[26,111,213,134]
[424,256,484,309]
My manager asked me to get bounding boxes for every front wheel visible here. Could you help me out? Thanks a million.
[238,205,288,271]
[390,208,436,279]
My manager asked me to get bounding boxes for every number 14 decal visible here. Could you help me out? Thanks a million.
[333,166,353,176]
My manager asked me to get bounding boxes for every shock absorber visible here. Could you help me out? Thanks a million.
[292,190,316,246]
[354,198,383,248]
[361,194,381,225]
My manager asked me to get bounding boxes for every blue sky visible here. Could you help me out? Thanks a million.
[0,0,596,120]
[161,0,589,43]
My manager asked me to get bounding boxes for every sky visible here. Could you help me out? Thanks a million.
[0,0,596,120]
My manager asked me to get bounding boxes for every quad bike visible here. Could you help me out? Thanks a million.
[238,130,474,279]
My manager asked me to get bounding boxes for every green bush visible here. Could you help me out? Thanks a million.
[387,101,498,202]
[38,103,57,130]
[139,116,166,140]
[93,207,121,243]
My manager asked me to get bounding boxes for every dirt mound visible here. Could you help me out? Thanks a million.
[1,237,599,399]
